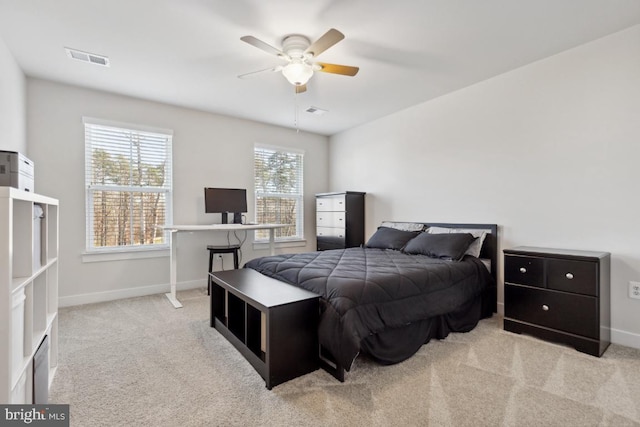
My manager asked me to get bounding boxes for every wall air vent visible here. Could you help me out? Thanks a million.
[65,48,110,67]
[305,106,328,116]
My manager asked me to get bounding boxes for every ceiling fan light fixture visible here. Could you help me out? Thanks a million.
[282,60,313,86]
[240,29,358,92]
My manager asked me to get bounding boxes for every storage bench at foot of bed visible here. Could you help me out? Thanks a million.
[209,268,320,389]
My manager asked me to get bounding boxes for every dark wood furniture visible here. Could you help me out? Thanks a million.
[209,268,320,389]
[503,246,611,356]
[206,244,240,295]
[316,191,365,251]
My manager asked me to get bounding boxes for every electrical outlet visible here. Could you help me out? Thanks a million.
[630,281,640,300]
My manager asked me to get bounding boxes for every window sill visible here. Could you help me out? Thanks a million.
[252,239,307,251]
[82,247,169,263]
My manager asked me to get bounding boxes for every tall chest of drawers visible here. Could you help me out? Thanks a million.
[503,246,611,357]
[316,191,365,251]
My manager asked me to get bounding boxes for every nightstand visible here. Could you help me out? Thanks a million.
[503,246,611,357]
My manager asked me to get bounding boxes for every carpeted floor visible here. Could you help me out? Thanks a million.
[50,288,640,426]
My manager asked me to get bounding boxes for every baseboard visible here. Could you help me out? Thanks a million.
[58,279,204,307]
[496,301,504,315]
[611,327,640,350]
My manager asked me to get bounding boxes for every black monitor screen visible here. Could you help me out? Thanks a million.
[204,188,247,214]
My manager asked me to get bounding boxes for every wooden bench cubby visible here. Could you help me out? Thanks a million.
[210,268,320,389]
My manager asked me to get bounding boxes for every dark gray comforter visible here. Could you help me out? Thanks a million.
[245,247,493,369]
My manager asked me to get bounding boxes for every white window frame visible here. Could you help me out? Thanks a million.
[83,117,173,254]
[254,143,304,242]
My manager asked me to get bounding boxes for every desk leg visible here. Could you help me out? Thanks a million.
[165,230,183,308]
[269,228,276,256]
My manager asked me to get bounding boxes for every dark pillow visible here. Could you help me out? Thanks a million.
[365,227,420,251]
[403,232,477,260]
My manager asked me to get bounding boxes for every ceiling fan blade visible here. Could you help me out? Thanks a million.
[317,62,359,76]
[295,84,307,94]
[237,66,281,79]
[304,28,344,58]
[240,35,287,58]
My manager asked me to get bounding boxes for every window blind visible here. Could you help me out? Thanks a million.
[84,118,173,251]
[254,145,304,240]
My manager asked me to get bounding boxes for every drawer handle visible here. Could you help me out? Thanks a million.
[519,267,527,273]
[565,273,574,280]
[542,304,549,311]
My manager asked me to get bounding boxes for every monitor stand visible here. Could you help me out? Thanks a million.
[221,212,243,224]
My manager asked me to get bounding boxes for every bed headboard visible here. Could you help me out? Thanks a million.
[382,222,498,280]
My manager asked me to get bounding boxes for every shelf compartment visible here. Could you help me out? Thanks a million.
[10,360,32,404]
[210,281,225,324]
[10,288,26,386]
[33,203,45,272]
[32,273,48,349]
[227,292,246,342]
[48,316,59,383]
[246,305,264,361]
[47,262,58,317]
[23,282,34,363]
[46,204,58,261]
[12,199,33,278]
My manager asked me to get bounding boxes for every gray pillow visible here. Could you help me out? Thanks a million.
[427,226,488,258]
[403,232,477,260]
[366,227,420,251]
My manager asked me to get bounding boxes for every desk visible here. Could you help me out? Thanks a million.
[160,224,287,308]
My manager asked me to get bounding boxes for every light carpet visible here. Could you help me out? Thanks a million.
[50,288,640,426]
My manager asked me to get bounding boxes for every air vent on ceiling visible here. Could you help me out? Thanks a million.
[65,47,110,67]
[305,106,328,116]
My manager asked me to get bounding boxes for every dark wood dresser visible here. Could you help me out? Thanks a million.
[503,246,611,356]
[316,191,365,251]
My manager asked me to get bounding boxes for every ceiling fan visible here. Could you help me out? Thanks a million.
[238,28,359,93]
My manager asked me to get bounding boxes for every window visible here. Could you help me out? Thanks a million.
[254,144,304,241]
[84,117,172,252]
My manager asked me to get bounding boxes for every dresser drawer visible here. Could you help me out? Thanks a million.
[505,284,598,339]
[316,211,345,228]
[316,195,346,212]
[504,255,544,287]
[547,258,597,296]
[317,228,346,250]
[317,227,346,249]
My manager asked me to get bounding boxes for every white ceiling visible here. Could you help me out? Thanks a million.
[1,0,639,136]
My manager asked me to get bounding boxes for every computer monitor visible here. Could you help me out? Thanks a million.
[204,187,247,224]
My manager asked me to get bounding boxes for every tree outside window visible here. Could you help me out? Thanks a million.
[84,118,172,251]
[254,145,304,241]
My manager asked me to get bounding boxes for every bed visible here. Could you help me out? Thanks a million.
[244,222,498,380]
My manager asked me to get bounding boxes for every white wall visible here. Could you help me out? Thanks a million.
[27,79,329,304]
[329,26,640,348]
[0,36,26,153]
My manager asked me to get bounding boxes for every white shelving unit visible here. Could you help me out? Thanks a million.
[1,187,59,403]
